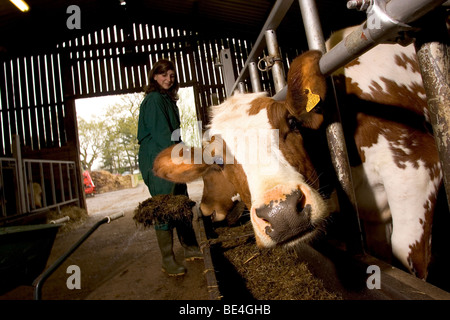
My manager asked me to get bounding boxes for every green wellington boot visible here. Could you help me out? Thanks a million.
[155,229,186,276]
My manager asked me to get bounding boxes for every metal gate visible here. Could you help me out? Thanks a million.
[0,136,79,225]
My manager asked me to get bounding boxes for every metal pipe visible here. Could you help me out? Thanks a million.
[72,163,80,208]
[415,22,450,210]
[238,81,246,93]
[274,0,446,100]
[249,62,262,92]
[22,159,76,164]
[50,163,56,206]
[298,0,326,53]
[26,199,79,213]
[300,0,358,206]
[49,216,70,224]
[58,163,65,203]
[33,212,125,300]
[26,161,32,211]
[273,85,287,100]
[39,162,46,208]
[385,0,445,23]
[12,135,25,214]
[219,49,237,97]
[67,164,73,200]
[230,0,294,94]
[319,0,445,76]
[265,29,286,93]
[299,0,363,253]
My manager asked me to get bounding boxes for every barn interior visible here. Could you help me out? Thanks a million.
[0,0,367,227]
[1,0,449,301]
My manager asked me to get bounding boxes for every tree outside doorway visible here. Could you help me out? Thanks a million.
[76,87,200,173]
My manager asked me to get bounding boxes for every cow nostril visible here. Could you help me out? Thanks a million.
[254,189,315,244]
[256,189,304,223]
[296,193,306,213]
[301,204,312,220]
[265,225,274,236]
[259,217,271,228]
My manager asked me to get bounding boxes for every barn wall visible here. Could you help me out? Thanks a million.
[0,53,67,157]
[1,22,302,156]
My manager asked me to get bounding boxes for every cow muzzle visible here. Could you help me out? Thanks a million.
[251,185,325,246]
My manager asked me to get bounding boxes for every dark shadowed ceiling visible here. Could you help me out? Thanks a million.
[0,0,368,55]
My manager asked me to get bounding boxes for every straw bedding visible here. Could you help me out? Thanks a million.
[46,206,89,233]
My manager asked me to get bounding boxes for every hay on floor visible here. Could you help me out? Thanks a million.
[213,222,342,300]
[133,194,196,227]
[46,205,89,233]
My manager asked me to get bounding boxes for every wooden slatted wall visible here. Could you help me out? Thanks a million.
[0,53,66,157]
[63,24,197,98]
[0,22,299,157]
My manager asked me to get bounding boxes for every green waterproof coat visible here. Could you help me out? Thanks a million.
[137,91,186,197]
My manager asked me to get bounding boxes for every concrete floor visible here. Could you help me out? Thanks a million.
[1,180,210,300]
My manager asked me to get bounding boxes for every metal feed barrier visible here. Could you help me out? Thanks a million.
[211,0,450,299]
[0,136,80,224]
[22,159,80,213]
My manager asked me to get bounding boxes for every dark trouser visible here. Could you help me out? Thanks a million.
[155,219,200,251]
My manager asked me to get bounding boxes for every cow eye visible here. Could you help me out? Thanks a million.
[288,117,301,132]
[213,156,225,169]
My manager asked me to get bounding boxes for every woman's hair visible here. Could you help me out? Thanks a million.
[144,59,179,101]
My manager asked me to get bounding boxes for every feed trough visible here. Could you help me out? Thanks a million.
[196,208,450,300]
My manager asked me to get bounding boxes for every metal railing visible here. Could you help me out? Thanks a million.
[23,159,80,214]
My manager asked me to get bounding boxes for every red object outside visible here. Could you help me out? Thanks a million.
[83,170,95,196]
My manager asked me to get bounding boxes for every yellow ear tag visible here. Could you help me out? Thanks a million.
[305,88,321,112]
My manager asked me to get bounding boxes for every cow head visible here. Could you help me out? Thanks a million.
[153,50,330,248]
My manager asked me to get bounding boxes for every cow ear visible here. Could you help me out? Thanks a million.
[286,50,326,129]
[153,143,210,183]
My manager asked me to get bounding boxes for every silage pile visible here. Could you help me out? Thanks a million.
[90,170,132,193]
[213,222,342,300]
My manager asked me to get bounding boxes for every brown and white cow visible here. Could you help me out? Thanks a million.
[326,27,444,280]
[153,28,444,279]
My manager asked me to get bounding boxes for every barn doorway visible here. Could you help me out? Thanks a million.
[74,86,200,173]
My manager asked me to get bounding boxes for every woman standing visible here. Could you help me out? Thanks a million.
[137,59,202,276]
